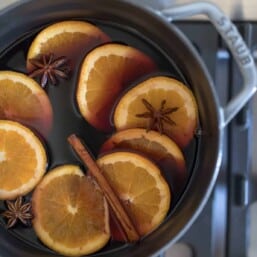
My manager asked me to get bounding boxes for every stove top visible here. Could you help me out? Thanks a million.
[161,21,257,257]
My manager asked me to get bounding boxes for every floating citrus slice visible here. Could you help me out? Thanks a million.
[0,120,47,200]
[76,43,157,132]
[0,70,53,136]
[97,151,171,239]
[32,165,110,256]
[27,20,110,71]
[100,128,187,197]
[113,76,198,148]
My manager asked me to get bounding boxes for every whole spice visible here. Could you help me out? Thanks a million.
[136,98,179,134]
[1,196,33,229]
[67,134,140,242]
[28,53,70,88]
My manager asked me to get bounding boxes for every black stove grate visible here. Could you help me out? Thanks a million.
[161,21,256,257]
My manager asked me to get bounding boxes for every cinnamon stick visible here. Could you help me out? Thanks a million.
[67,134,140,242]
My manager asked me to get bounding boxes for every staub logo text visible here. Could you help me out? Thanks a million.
[217,16,252,66]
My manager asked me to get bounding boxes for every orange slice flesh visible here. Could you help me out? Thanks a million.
[27,20,110,71]
[0,71,53,137]
[97,151,171,238]
[100,128,187,197]
[76,43,157,132]
[0,120,47,200]
[32,165,110,256]
[113,76,198,148]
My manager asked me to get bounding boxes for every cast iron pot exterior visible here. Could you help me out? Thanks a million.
[0,0,231,256]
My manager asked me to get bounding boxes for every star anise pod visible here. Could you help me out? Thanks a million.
[28,53,70,88]
[136,98,179,134]
[1,196,33,229]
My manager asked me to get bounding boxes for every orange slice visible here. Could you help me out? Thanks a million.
[76,43,157,132]
[97,151,171,238]
[0,71,53,137]
[27,20,110,71]
[0,120,47,200]
[100,128,187,197]
[32,165,110,256]
[113,76,198,148]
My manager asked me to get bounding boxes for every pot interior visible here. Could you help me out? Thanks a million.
[0,1,221,256]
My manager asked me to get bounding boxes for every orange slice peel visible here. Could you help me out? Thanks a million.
[32,164,110,256]
[113,76,198,148]
[100,128,187,197]
[0,70,53,137]
[76,43,157,131]
[0,120,47,200]
[27,20,110,71]
[97,151,171,239]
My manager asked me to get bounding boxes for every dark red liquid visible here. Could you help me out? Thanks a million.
[0,19,198,254]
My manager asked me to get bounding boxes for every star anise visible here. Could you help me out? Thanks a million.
[1,196,33,229]
[28,53,70,88]
[136,98,179,134]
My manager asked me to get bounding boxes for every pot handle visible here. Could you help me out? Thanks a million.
[160,2,257,128]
